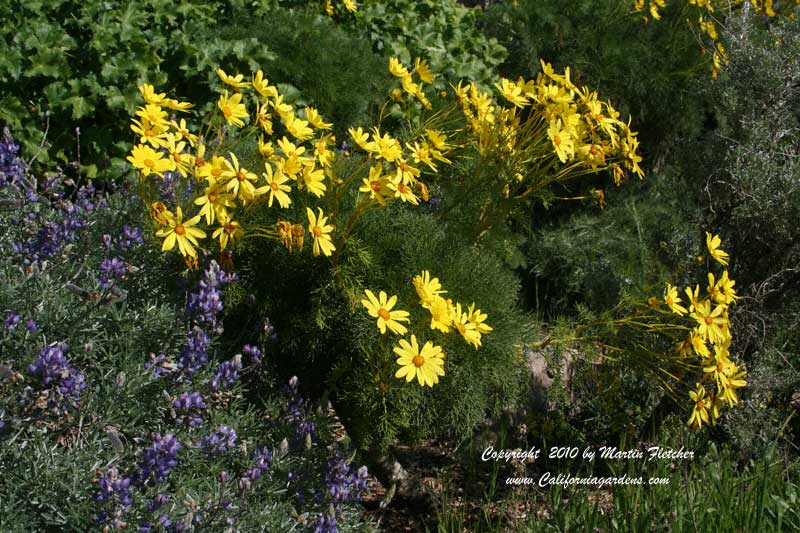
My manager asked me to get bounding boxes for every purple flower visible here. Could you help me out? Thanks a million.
[242,344,262,365]
[283,376,316,444]
[27,341,86,413]
[99,257,127,288]
[95,467,133,528]
[0,128,24,187]
[199,425,237,458]
[186,260,237,336]
[242,447,273,482]
[312,513,338,533]
[139,432,181,484]
[324,450,369,510]
[176,327,211,380]
[172,391,205,427]
[145,351,175,378]
[4,311,21,333]
[118,225,143,250]
[210,356,242,392]
[25,318,38,332]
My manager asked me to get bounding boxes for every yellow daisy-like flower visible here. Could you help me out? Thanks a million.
[719,367,747,408]
[305,107,332,130]
[252,70,279,99]
[285,113,314,141]
[452,303,482,348]
[394,335,445,388]
[359,163,392,206]
[169,118,198,147]
[691,301,727,345]
[130,117,168,148]
[127,144,174,178]
[427,296,453,333]
[387,180,419,205]
[688,383,710,430]
[262,165,292,208]
[216,68,250,90]
[705,232,729,266]
[342,0,357,13]
[412,271,447,307]
[349,127,371,151]
[495,78,529,108]
[684,284,702,313]
[466,303,492,334]
[301,165,326,198]
[306,207,335,257]
[139,84,166,104]
[361,290,410,335]
[218,91,248,128]
[223,153,259,202]
[715,270,738,305]
[212,219,244,251]
[664,283,688,316]
[194,179,235,225]
[414,57,435,84]
[155,207,206,258]
[388,57,410,78]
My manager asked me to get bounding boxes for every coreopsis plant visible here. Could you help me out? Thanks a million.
[540,231,746,430]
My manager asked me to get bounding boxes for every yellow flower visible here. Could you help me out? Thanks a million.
[262,165,292,208]
[258,136,275,159]
[466,303,492,334]
[155,207,206,258]
[223,153,259,202]
[427,296,454,333]
[719,367,747,407]
[342,0,357,13]
[169,118,198,147]
[495,78,529,108]
[315,135,336,168]
[388,57,410,78]
[300,164,326,198]
[196,155,228,182]
[216,68,250,90]
[691,301,727,345]
[394,335,445,387]
[705,232,729,266]
[413,271,447,306]
[703,345,734,391]
[414,57,435,84]
[194,179,235,225]
[361,290,410,335]
[163,134,191,177]
[547,119,575,163]
[359,163,391,205]
[690,331,710,357]
[218,91,248,128]
[252,70,279,99]
[306,207,335,257]
[130,117,168,148]
[452,303,482,348]
[212,219,244,251]
[135,104,170,128]
[127,144,174,178]
[664,283,688,315]
[349,127,370,151]
[715,270,738,305]
[254,102,274,134]
[388,179,419,205]
[687,383,710,430]
[370,130,403,162]
[305,107,332,130]
[139,84,166,104]
[163,98,193,112]
[285,113,314,141]
[685,284,702,313]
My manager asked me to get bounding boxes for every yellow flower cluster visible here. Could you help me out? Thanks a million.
[128,69,340,262]
[349,59,452,207]
[633,0,799,78]
[661,232,746,429]
[412,271,492,349]
[323,0,357,16]
[455,60,644,187]
[388,56,436,109]
[360,271,492,388]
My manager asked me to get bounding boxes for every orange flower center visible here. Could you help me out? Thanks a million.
[196,157,206,167]
[175,225,186,236]
[143,159,155,169]
[412,355,425,368]
[553,135,562,146]
[695,400,705,410]
[224,223,235,234]
[666,296,673,306]
[378,308,391,320]
[457,323,466,334]
[313,226,322,237]
[172,153,181,162]
[716,362,725,372]
[397,183,408,193]
[212,168,222,177]
[208,193,217,203]
[145,128,157,137]
[223,106,232,118]
[237,172,246,182]
[270,182,279,191]
[704,316,714,326]
[370,181,381,192]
